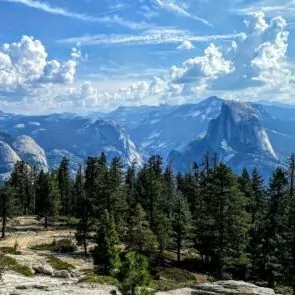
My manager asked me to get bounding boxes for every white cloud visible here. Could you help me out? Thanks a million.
[177,40,195,50]
[58,29,243,46]
[233,0,295,19]
[4,0,153,30]
[1,11,295,113]
[153,0,212,27]
[0,36,79,92]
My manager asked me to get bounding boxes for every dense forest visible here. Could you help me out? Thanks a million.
[1,153,295,293]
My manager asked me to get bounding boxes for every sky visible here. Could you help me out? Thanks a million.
[0,0,295,114]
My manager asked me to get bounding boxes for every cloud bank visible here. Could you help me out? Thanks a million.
[0,12,294,114]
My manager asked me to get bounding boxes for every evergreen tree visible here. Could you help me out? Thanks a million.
[0,185,15,238]
[262,168,288,287]
[285,154,295,293]
[107,157,128,230]
[92,210,121,275]
[75,165,93,256]
[35,171,60,228]
[125,163,138,207]
[9,161,34,215]
[196,164,250,277]
[58,157,73,216]
[126,204,158,256]
[137,155,163,229]
[172,192,192,264]
[117,251,151,295]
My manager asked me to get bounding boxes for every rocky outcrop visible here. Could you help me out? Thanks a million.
[169,101,279,178]
[53,270,71,279]
[157,281,277,295]
[193,280,275,295]
[0,272,118,295]
[0,272,279,295]
[0,141,21,179]
[11,135,48,172]
[32,264,53,276]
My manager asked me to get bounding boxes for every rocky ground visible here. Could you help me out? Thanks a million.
[0,217,280,295]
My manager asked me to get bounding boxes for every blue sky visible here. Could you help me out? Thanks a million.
[0,0,295,114]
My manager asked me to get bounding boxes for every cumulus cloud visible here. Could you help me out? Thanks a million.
[0,11,294,113]
[177,40,195,50]
[0,36,80,92]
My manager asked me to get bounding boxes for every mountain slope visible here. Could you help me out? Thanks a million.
[169,101,279,176]
[121,97,223,158]
[0,115,143,171]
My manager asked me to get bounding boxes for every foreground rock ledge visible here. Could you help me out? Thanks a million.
[0,273,278,295]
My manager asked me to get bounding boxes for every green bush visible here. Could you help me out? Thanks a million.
[0,246,22,255]
[152,267,195,291]
[53,239,77,253]
[0,254,9,280]
[80,270,118,285]
[46,255,75,270]
[31,238,77,253]
[1,255,34,277]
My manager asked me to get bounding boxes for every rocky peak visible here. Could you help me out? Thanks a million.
[11,135,48,172]
[206,101,277,159]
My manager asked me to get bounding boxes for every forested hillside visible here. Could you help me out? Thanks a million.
[1,153,295,293]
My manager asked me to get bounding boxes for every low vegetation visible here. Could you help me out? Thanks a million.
[31,238,77,253]
[80,269,119,285]
[0,254,34,277]
[0,254,8,280]
[0,246,21,255]
[46,255,75,270]
[152,267,196,292]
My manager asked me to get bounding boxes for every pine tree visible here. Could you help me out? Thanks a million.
[117,251,151,295]
[92,210,121,275]
[126,204,158,256]
[107,157,128,231]
[75,165,93,256]
[172,192,192,264]
[0,185,15,238]
[58,157,73,216]
[35,171,60,229]
[125,163,138,207]
[262,168,288,287]
[285,154,295,293]
[9,161,34,215]
[197,164,250,277]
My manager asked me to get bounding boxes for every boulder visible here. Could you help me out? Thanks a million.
[32,264,54,276]
[69,269,81,278]
[193,280,276,295]
[53,270,71,279]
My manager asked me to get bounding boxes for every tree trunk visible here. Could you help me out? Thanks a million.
[177,235,181,264]
[83,234,87,256]
[267,273,275,288]
[1,215,6,239]
[44,216,48,229]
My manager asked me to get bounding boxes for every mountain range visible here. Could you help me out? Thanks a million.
[0,96,294,180]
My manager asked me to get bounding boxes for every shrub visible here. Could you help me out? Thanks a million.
[0,246,22,255]
[46,255,75,270]
[0,255,34,277]
[0,254,9,280]
[53,239,77,253]
[31,238,77,253]
[80,270,119,285]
